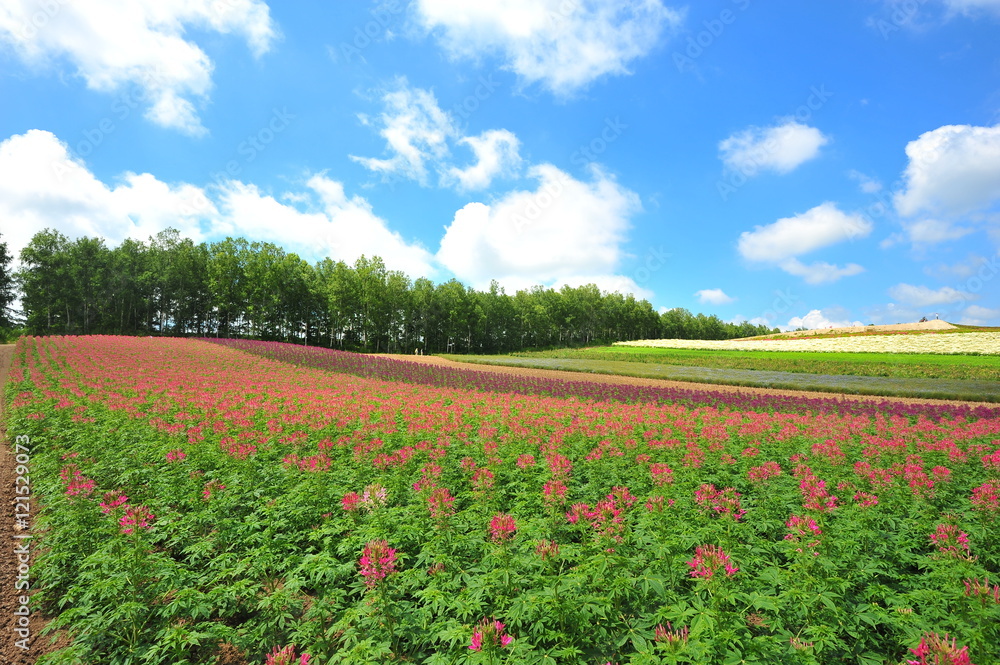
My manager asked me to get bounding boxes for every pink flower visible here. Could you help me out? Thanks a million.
[929,523,971,559]
[119,505,155,534]
[649,463,674,486]
[694,484,745,521]
[358,540,398,589]
[469,618,513,652]
[427,486,456,521]
[99,492,129,514]
[166,449,186,462]
[265,644,311,665]
[963,576,1000,605]
[971,481,1000,514]
[341,491,360,512]
[566,503,589,524]
[543,480,568,507]
[516,454,535,469]
[853,491,879,508]
[687,544,738,579]
[748,461,782,483]
[654,622,689,647]
[785,514,822,554]
[906,632,974,665]
[489,513,516,543]
[202,480,225,501]
[360,483,388,510]
[535,540,560,560]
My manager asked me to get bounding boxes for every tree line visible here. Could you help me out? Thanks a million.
[3,228,777,352]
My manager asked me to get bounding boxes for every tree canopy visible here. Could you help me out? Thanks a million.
[12,228,777,351]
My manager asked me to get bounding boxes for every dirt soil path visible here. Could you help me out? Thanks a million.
[0,344,66,664]
[378,353,994,409]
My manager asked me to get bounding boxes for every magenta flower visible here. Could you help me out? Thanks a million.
[427,486,456,521]
[929,523,971,559]
[489,512,516,543]
[649,463,674,486]
[99,492,129,514]
[785,514,822,554]
[971,481,1000,514]
[341,491,360,512]
[469,618,513,652]
[542,480,568,507]
[906,632,974,665]
[687,544,738,579]
[119,505,155,534]
[358,539,398,589]
[748,461,782,483]
[853,491,879,508]
[265,644,311,665]
[694,484,745,520]
[165,449,186,462]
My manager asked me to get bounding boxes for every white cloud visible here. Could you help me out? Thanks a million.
[351,83,456,184]
[786,309,863,331]
[0,129,436,278]
[888,283,977,306]
[901,218,975,245]
[778,258,865,285]
[694,288,735,305]
[412,0,682,96]
[445,129,522,191]
[894,124,1000,220]
[719,120,829,176]
[436,163,643,293]
[736,202,871,284]
[352,80,521,190]
[217,177,437,277]
[0,130,211,262]
[0,0,277,135]
[848,169,883,193]
[960,304,1000,325]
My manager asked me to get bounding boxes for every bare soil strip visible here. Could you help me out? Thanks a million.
[0,344,66,664]
[379,353,994,409]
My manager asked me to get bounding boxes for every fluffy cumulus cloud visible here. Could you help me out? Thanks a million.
[411,0,683,95]
[694,288,735,305]
[445,130,522,191]
[719,120,829,176]
[217,177,436,277]
[888,283,976,307]
[436,163,647,295]
[352,80,521,190]
[786,309,863,331]
[737,202,872,284]
[0,0,278,135]
[960,304,1000,326]
[0,129,436,277]
[893,123,1000,244]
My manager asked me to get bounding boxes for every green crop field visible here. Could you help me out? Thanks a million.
[507,347,1000,382]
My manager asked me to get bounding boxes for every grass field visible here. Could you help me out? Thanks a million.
[443,353,1000,402]
[508,346,1000,381]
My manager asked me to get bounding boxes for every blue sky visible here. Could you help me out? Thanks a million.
[1,0,999,330]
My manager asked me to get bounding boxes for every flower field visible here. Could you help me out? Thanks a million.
[614,332,1000,355]
[6,336,1000,665]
